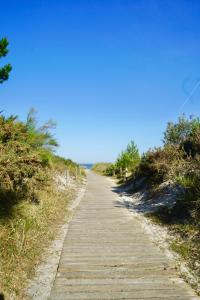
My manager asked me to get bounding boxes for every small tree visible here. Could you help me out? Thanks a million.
[126,141,140,171]
[115,141,140,179]
[0,37,12,83]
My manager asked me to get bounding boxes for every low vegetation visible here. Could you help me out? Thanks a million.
[0,184,75,299]
[0,109,83,299]
[104,115,200,290]
[92,162,112,175]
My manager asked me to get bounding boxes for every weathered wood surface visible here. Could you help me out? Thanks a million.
[50,171,198,299]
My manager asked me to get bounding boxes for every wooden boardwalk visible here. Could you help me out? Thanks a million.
[50,171,198,299]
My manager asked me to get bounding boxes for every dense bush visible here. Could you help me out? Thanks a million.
[0,114,45,207]
[104,164,116,176]
[163,115,200,158]
[137,146,185,184]
[134,115,200,185]
[0,110,78,211]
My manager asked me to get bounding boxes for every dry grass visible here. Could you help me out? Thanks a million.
[0,182,76,299]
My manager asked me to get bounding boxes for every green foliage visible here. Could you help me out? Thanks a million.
[0,109,79,211]
[109,115,200,226]
[138,146,185,184]
[104,164,116,176]
[116,141,140,172]
[163,115,200,150]
[26,108,59,152]
[100,141,140,181]
[113,141,140,181]
[175,172,200,225]
[135,115,200,183]
[0,109,81,298]
[0,37,12,83]
[0,114,45,197]
[51,155,81,177]
[0,112,52,213]
[92,162,112,175]
[176,174,198,189]
[161,116,200,226]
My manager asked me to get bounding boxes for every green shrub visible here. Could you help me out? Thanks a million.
[175,171,200,225]
[116,141,140,172]
[0,114,48,208]
[0,110,80,211]
[104,164,116,176]
[111,141,140,182]
[92,163,112,175]
[137,146,184,184]
[163,115,200,147]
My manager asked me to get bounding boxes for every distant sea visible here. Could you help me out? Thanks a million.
[80,163,93,170]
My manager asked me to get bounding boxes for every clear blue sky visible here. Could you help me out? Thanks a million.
[0,0,200,163]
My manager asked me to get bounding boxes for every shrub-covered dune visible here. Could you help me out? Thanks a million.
[102,115,200,293]
[0,110,83,299]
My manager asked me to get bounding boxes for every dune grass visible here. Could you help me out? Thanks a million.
[0,182,76,299]
[92,162,112,175]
